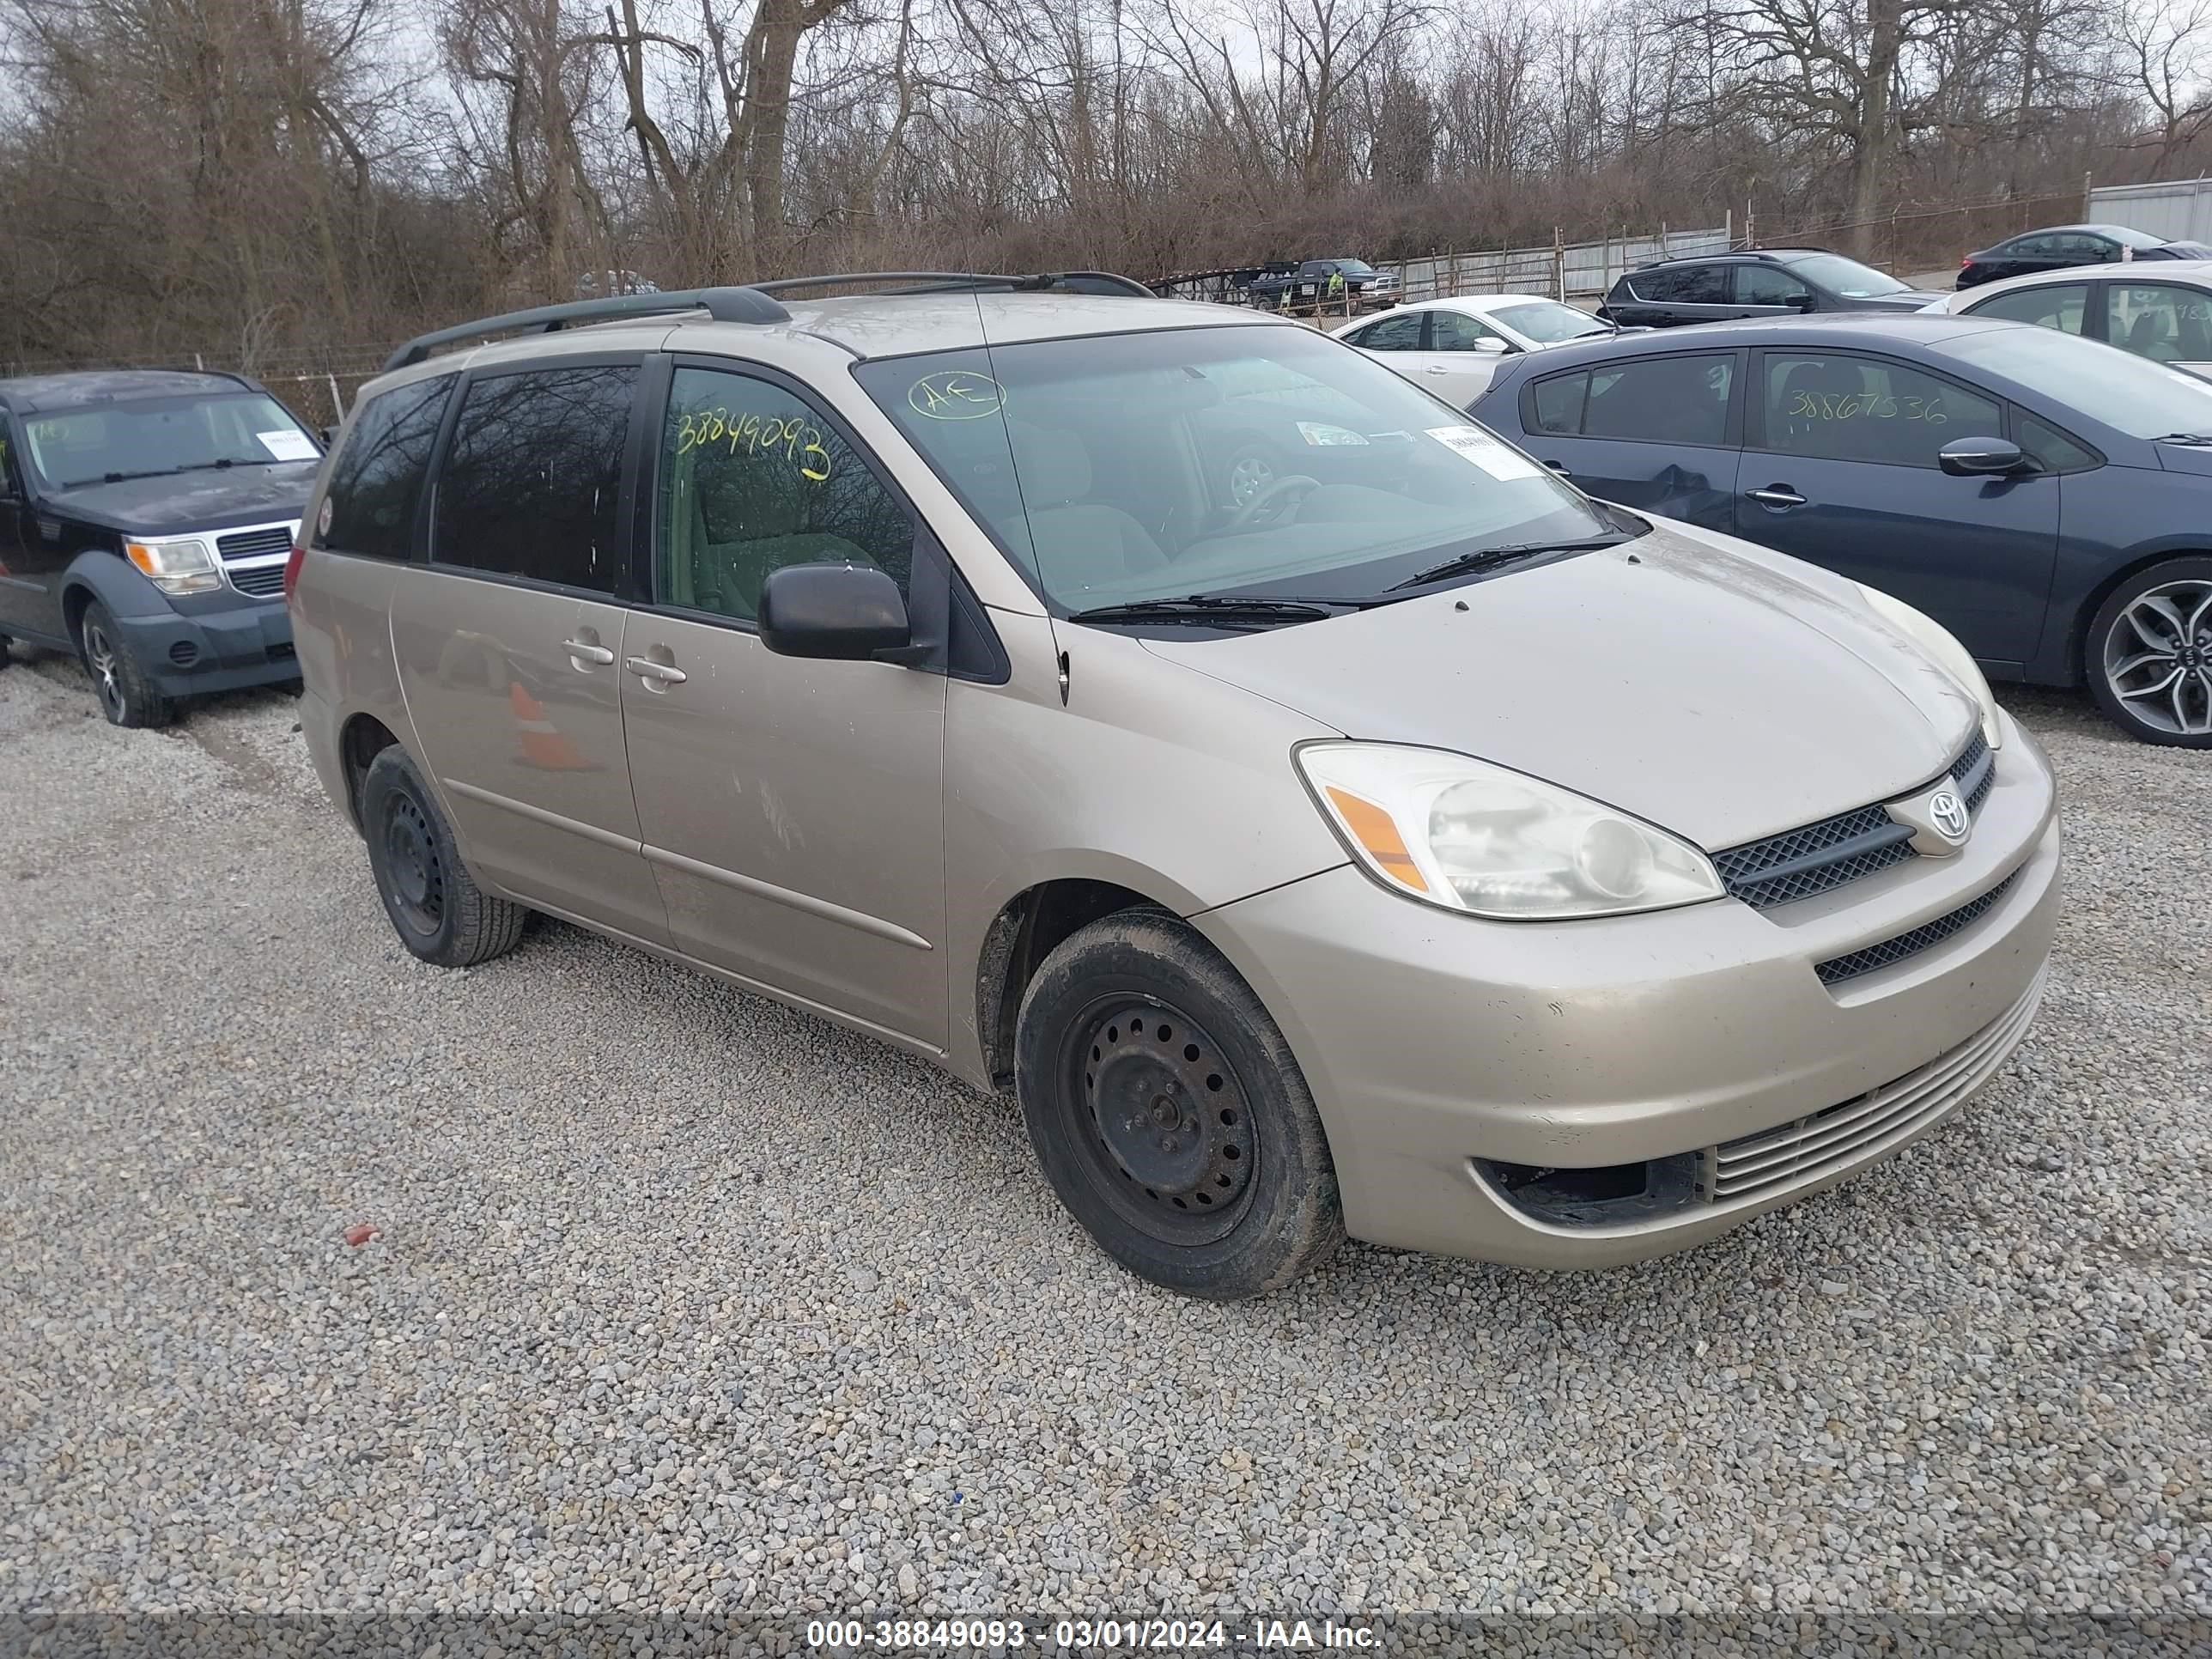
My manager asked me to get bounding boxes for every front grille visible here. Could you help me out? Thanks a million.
[1715,732,1996,911]
[217,526,295,561]
[1712,806,1916,908]
[1952,732,1994,813]
[229,564,286,597]
[1705,964,2045,1203]
[1814,869,2021,986]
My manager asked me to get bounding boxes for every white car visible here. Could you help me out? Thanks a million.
[1921,259,2212,380]
[1332,295,1623,407]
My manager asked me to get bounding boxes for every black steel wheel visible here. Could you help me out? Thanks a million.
[1016,909,1343,1298]
[1065,996,1260,1246]
[359,747,528,967]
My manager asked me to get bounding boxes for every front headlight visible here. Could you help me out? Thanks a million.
[1856,585,2002,751]
[1296,743,1725,921]
[125,538,220,596]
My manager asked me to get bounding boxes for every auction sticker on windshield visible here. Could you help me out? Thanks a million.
[257,429,319,461]
[1426,425,1543,481]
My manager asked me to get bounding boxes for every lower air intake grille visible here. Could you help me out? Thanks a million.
[1706,965,2045,1202]
[1814,869,2021,986]
[229,564,286,597]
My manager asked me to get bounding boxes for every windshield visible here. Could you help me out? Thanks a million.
[20,392,318,489]
[1492,301,1610,343]
[853,325,1619,612]
[1785,254,1911,298]
[1940,324,2212,438]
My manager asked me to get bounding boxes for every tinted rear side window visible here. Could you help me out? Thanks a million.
[432,364,636,592]
[1632,264,1728,304]
[1534,354,1734,445]
[319,374,454,561]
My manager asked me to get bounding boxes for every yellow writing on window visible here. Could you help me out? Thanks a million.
[675,406,832,481]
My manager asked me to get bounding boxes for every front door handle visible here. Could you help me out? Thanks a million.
[626,655,687,686]
[1544,459,1573,477]
[1747,486,1808,508]
[1423,364,1453,374]
[562,639,616,665]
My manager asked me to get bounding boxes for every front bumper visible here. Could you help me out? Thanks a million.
[1194,711,2062,1268]
[114,599,296,696]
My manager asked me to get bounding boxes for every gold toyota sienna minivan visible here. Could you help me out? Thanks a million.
[289,276,2062,1298]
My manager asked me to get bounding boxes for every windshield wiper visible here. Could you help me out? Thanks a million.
[1389,536,1630,592]
[1067,595,1356,627]
[2154,432,2212,445]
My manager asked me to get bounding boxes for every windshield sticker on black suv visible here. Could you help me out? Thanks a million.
[1425,426,1543,481]
[908,371,1006,421]
[258,429,319,461]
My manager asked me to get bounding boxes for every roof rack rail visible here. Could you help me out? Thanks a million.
[750,270,1156,299]
[381,286,791,374]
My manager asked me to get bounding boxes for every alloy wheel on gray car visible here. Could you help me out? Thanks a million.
[2101,576,2212,739]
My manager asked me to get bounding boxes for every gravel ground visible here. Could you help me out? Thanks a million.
[1,644,2207,1632]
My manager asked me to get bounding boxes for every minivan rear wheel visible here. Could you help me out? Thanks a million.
[2087,556,2212,746]
[1015,910,1344,1298]
[359,747,528,966]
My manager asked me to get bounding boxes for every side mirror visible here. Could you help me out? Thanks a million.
[1938,435,2031,477]
[1472,337,1509,356]
[1785,293,1817,313]
[758,562,915,661]
[320,426,337,447]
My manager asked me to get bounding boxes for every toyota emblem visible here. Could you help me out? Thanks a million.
[1928,789,1970,842]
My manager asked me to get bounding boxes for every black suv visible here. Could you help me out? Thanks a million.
[1596,248,1943,329]
[0,370,322,726]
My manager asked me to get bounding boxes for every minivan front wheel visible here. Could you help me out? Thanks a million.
[359,747,528,967]
[1015,910,1343,1298]
[2087,557,2212,746]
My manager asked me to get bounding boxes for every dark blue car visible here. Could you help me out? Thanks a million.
[1468,313,2212,744]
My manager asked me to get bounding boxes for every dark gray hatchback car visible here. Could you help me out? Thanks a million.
[1468,312,2212,744]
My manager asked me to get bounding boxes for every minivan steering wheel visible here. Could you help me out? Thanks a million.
[1226,473,1321,531]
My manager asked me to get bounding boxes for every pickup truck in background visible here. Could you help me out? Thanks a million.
[1244,258,1400,312]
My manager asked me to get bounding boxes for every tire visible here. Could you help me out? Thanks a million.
[1014,909,1344,1298]
[2084,556,2212,746]
[78,600,175,728]
[359,747,528,966]
[1222,439,1282,511]
[0,634,10,666]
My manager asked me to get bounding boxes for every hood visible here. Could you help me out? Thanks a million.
[40,463,319,535]
[1142,521,1978,851]
[1851,290,1948,310]
[2154,441,2212,475]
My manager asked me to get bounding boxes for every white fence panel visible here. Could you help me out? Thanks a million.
[1395,223,1731,303]
[2088,179,2212,244]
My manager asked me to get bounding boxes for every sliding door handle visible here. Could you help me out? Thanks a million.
[562,639,616,665]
